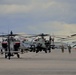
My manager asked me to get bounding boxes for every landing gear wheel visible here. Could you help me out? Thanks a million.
[1,49,3,54]
[8,52,11,60]
[5,54,7,58]
[44,49,47,53]
[48,48,51,53]
[45,50,47,53]
[36,50,39,53]
[17,54,20,58]
[21,49,24,54]
[49,50,51,53]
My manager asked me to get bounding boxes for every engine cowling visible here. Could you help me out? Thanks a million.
[2,42,7,49]
[14,42,20,50]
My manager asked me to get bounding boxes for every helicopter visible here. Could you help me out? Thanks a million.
[0,31,21,59]
[22,33,55,53]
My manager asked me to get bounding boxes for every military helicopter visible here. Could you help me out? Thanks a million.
[0,31,21,59]
[23,33,55,53]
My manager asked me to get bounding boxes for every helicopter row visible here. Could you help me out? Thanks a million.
[0,31,55,59]
[0,31,76,59]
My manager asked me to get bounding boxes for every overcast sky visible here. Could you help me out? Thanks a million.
[0,0,76,35]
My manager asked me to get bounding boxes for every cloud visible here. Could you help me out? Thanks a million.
[0,0,76,36]
[0,0,75,23]
[0,0,69,14]
[0,0,30,5]
[26,21,76,35]
[0,4,34,14]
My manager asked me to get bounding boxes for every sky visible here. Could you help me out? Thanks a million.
[0,0,76,36]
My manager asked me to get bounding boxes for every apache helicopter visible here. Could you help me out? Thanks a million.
[0,31,21,59]
[22,33,55,53]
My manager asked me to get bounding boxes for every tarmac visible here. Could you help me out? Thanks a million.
[0,49,76,75]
